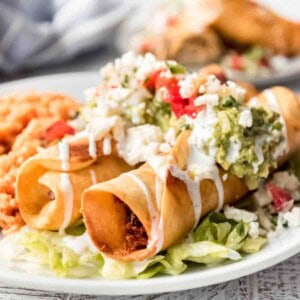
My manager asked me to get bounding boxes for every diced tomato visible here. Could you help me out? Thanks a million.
[139,41,153,53]
[166,15,178,27]
[43,120,75,143]
[145,71,202,118]
[144,69,164,92]
[155,75,180,102]
[267,183,292,212]
[231,54,243,71]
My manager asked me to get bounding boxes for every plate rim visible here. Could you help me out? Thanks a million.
[0,73,299,296]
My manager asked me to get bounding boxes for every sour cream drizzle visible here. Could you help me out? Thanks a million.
[103,136,112,155]
[170,141,224,227]
[58,141,70,171]
[88,134,97,158]
[154,178,163,210]
[125,173,164,252]
[263,89,289,154]
[169,166,202,228]
[89,169,97,185]
[59,173,74,235]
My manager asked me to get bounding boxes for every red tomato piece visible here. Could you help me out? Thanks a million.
[139,41,153,53]
[144,69,164,92]
[166,15,178,27]
[43,120,75,142]
[267,183,292,212]
[231,54,243,71]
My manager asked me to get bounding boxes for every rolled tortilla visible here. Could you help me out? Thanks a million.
[16,137,131,231]
[166,30,223,66]
[214,0,300,55]
[82,87,300,261]
[152,0,223,65]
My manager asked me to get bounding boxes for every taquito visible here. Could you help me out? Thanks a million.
[82,87,300,261]
[155,0,223,65]
[214,0,300,55]
[16,137,131,231]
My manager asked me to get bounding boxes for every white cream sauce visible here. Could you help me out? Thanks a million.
[59,173,74,235]
[154,178,163,210]
[88,134,97,158]
[148,155,168,181]
[263,89,289,155]
[58,141,70,171]
[169,166,202,228]
[103,136,112,155]
[125,173,164,253]
[169,130,225,227]
[89,169,97,185]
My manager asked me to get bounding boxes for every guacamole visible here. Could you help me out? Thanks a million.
[213,97,284,189]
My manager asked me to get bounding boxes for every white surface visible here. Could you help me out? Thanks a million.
[257,0,300,21]
[0,73,299,296]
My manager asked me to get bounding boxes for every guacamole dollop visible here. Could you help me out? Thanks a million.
[213,97,284,189]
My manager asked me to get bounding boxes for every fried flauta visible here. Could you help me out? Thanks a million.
[82,87,300,261]
[16,137,131,231]
[214,0,300,55]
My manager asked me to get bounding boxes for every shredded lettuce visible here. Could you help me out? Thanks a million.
[0,211,266,279]
[18,230,103,278]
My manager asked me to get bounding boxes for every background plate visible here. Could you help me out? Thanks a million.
[0,73,299,296]
[116,0,300,87]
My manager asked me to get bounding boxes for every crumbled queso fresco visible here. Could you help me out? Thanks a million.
[238,109,253,128]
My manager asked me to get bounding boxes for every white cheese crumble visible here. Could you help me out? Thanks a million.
[278,207,300,228]
[224,205,257,223]
[226,137,241,164]
[164,128,177,146]
[238,109,253,128]
[226,81,246,102]
[194,94,219,107]
[84,116,119,141]
[189,108,217,153]
[90,51,167,123]
[222,173,228,181]
[198,75,246,104]
[118,124,165,166]
[249,222,260,238]
[178,73,198,98]
[199,75,222,94]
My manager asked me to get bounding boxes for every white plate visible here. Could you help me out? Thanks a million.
[0,73,300,296]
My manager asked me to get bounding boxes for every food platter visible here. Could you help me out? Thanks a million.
[0,72,299,296]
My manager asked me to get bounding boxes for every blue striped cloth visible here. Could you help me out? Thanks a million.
[0,0,134,73]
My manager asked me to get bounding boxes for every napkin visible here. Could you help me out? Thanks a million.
[0,0,134,73]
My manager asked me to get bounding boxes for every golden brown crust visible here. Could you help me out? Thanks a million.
[214,0,300,55]
[82,131,248,261]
